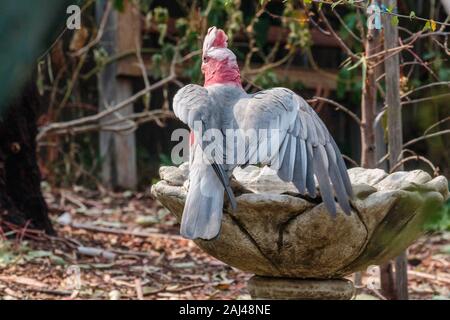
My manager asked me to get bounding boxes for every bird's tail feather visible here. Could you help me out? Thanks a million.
[180,164,225,240]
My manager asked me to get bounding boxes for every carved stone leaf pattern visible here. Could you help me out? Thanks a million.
[152,164,449,278]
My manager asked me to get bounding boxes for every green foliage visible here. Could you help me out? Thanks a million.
[336,67,362,104]
[254,70,279,89]
[283,2,312,49]
[159,153,174,166]
[338,12,357,40]
[338,12,363,52]
[113,0,125,12]
[336,68,350,99]
[424,197,450,232]
[391,15,399,27]
[0,241,27,267]
[225,2,244,44]
[153,7,169,45]
[206,0,228,28]
[0,240,66,267]
[151,54,163,79]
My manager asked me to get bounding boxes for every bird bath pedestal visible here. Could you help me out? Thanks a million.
[151,163,448,300]
[247,277,354,300]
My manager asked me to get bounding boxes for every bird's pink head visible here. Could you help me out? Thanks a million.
[201,27,241,88]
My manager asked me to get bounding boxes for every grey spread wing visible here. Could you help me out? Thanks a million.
[236,88,353,217]
[173,84,236,210]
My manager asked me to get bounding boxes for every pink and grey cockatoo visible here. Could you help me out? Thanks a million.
[173,27,353,240]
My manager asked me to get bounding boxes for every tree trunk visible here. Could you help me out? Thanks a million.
[360,7,381,168]
[381,0,408,300]
[355,3,382,292]
[0,79,54,234]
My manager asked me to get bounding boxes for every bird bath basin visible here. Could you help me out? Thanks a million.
[151,163,448,299]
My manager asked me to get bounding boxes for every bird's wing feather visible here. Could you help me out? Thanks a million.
[235,88,353,216]
[173,84,236,210]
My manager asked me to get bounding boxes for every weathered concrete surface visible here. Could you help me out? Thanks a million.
[151,164,449,278]
[248,276,355,300]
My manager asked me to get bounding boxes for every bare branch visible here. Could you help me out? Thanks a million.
[41,110,173,137]
[318,10,359,61]
[401,81,450,99]
[38,73,176,140]
[243,49,295,77]
[403,130,450,148]
[424,116,450,135]
[390,155,439,175]
[135,41,150,90]
[310,96,362,126]
[402,43,440,81]
[342,155,360,167]
[378,129,450,166]
[401,93,450,106]
[333,10,362,43]
[72,1,112,57]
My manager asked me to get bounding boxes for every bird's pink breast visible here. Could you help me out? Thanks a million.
[189,131,195,146]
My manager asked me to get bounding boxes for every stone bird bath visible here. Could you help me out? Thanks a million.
[151,163,449,299]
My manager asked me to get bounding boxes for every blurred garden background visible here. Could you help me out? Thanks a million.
[0,0,449,300]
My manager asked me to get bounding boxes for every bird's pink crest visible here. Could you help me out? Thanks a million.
[203,27,228,54]
[212,29,228,48]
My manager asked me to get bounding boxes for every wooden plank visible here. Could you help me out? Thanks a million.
[245,65,339,90]
[112,78,137,189]
[116,0,141,77]
[97,0,137,190]
[118,57,339,90]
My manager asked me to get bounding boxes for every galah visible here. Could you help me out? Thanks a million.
[173,26,353,240]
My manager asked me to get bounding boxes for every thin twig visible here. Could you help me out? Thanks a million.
[310,96,361,125]
[401,82,450,99]
[38,75,175,140]
[24,288,73,296]
[378,129,450,165]
[423,116,450,135]
[333,10,362,43]
[403,130,450,148]
[135,279,144,300]
[70,222,184,240]
[343,154,360,167]
[135,40,151,91]
[42,110,173,137]
[401,93,450,106]
[390,155,439,175]
[409,270,450,285]
[71,1,112,57]
[318,10,359,61]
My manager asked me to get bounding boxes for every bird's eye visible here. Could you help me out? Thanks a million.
[203,56,208,62]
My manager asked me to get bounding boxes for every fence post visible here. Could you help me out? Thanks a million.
[96,0,138,190]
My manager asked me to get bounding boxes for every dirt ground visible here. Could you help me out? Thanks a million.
[0,187,449,300]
